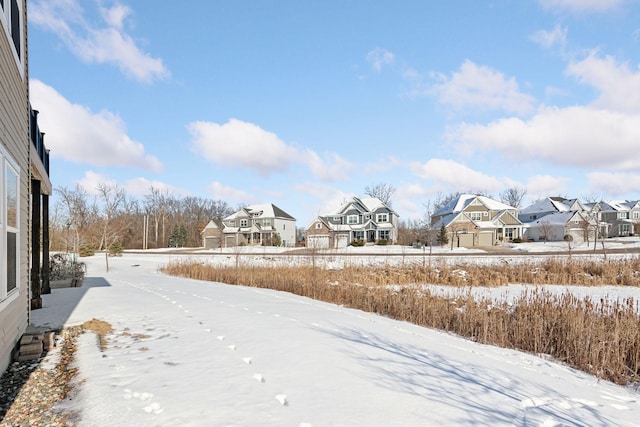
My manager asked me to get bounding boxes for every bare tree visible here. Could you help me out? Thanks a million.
[144,187,171,248]
[421,200,439,255]
[581,192,602,205]
[364,183,396,206]
[500,186,527,209]
[97,183,127,272]
[55,185,97,254]
[538,220,553,243]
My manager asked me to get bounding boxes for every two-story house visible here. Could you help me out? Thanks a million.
[596,200,640,237]
[430,194,522,247]
[221,203,296,247]
[1,0,52,374]
[306,197,398,248]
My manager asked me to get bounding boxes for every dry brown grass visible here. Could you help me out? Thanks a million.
[161,257,640,386]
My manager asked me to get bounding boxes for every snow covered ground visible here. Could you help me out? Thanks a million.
[31,252,640,426]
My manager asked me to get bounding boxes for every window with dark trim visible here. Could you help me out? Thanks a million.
[10,0,19,59]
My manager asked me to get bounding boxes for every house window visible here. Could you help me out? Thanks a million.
[504,228,514,239]
[618,212,628,219]
[315,223,322,229]
[619,224,631,236]
[470,212,482,221]
[0,0,23,74]
[634,211,639,220]
[379,230,390,240]
[263,219,271,226]
[240,219,248,227]
[376,213,388,223]
[347,215,359,224]
[530,215,537,220]
[353,231,364,240]
[1,151,20,305]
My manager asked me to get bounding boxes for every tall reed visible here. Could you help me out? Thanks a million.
[161,258,640,385]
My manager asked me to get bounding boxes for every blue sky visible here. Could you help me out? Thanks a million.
[28,0,640,225]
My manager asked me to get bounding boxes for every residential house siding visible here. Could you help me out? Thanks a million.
[0,0,30,374]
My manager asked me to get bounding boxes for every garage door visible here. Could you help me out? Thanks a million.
[307,235,329,249]
[336,234,348,248]
[204,237,220,249]
[567,228,585,243]
[478,232,493,246]
[225,236,237,247]
[457,233,474,248]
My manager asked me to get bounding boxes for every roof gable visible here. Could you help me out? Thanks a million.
[435,194,515,217]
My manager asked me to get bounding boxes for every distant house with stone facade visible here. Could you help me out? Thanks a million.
[430,194,522,247]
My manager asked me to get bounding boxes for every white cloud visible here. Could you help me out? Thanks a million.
[293,182,353,222]
[525,175,571,200]
[303,150,353,181]
[567,53,640,113]
[531,24,568,50]
[76,171,116,195]
[76,173,187,197]
[538,0,628,13]
[31,80,163,171]
[208,182,254,205]
[188,119,351,181]
[30,0,168,83]
[394,183,436,219]
[430,60,536,115]
[449,105,640,171]
[188,119,298,176]
[410,159,504,193]
[366,47,395,72]
[587,172,640,197]
[124,177,187,197]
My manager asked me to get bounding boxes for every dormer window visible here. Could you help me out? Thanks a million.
[470,212,482,221]
[376,213,388,223]
[347,215,359,224]
[240,219,248,227]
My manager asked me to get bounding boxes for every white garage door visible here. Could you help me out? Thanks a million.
[307,235,330,249]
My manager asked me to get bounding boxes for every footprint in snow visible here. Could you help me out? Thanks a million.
[143,402,164,415]
[275,394,288,406]
[124,389,154,401]
[228,344,237,350]
[254,373,265,383]
[242,357,252,364]
[216,336,225,341]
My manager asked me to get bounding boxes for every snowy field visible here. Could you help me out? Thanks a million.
[31,252,640,426]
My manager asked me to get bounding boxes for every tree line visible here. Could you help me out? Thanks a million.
[51,185,234,253]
